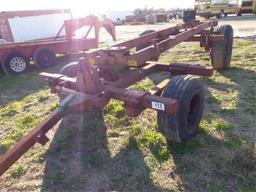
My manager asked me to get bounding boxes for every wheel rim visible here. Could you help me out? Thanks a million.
[10,57,26,72]
[186,94,201,130]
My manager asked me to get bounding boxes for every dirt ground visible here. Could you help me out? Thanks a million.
[99,15,256,44]
[217,15,256,37]
[0,15,255,192]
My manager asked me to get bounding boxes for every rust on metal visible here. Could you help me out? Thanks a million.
[0,110,65,176]
[0,19,222,177]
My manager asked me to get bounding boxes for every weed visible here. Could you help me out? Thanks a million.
[9,164,26,178]
[126,136,139,151]
[51,171,65,184]
[224,137,243,149]
[130,79,154,91]
[170,139,201,155]
[49,102,59,111]
[212,120,231,131]
[0,114,41,151]
[151,145,169,162]
[138,130,165,146]
[207,95,221,104]
[38,91,50,102]
[199,119,210,134]
[1,102,22,117]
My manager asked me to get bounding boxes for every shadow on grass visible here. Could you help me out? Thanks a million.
[41,66,255,191]
[176,66,256,191]
[42,110,167,192]
[202,66,256,140]
[148,66,256,191]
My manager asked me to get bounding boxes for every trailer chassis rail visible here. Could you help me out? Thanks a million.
[0,19,224,177]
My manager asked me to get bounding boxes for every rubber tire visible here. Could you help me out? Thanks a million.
[59,62,79,77]
[136,30,155,51]
[157,75,204,143]
[2,53,29,75]
[0,62,4,73]
[33,46,56,68]
[58,62,79,101]
[210,25,233,69]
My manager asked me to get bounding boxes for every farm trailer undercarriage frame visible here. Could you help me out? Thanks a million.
[0,18,234,177]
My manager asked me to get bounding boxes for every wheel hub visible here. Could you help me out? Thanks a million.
[10,57,26,72]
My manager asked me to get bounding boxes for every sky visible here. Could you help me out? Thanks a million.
[0,0,195,16]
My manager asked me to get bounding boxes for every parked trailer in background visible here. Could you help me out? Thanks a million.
[0,9,71,42]
[0,10,116,75]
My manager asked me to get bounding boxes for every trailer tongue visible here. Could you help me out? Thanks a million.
[0,18,233,177]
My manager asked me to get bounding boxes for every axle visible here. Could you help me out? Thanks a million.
[0,19,222,177]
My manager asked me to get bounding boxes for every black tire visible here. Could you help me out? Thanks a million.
[2,53,30,75]
[59,62,79,77]
[157,75,204,143]
[0,62,4,73]
[136,30,155,51]
[33,46,56,68]
[58,62,79,101]
[210,25,233,69]
[237,11,242,16]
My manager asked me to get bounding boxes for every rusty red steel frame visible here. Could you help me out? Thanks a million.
[0,19,224,176]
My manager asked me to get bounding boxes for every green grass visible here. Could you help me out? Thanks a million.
[212,120,232,131]
[0,38,255,191]
[0,114,42,152]
[9,164,26,178]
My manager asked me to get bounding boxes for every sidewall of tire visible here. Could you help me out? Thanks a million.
[33,46,56,68]
[210,25,233,69]
[136,30,156,51]
[157,75,204,143]
[2,53,30,75]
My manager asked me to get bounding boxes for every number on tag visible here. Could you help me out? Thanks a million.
[152,101,165,111]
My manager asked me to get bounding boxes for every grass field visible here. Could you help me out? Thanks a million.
[0,36,255,191]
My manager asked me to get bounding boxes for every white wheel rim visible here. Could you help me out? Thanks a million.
[10,57,26,72]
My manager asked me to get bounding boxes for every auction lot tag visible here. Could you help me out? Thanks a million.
[152,101,165,111]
